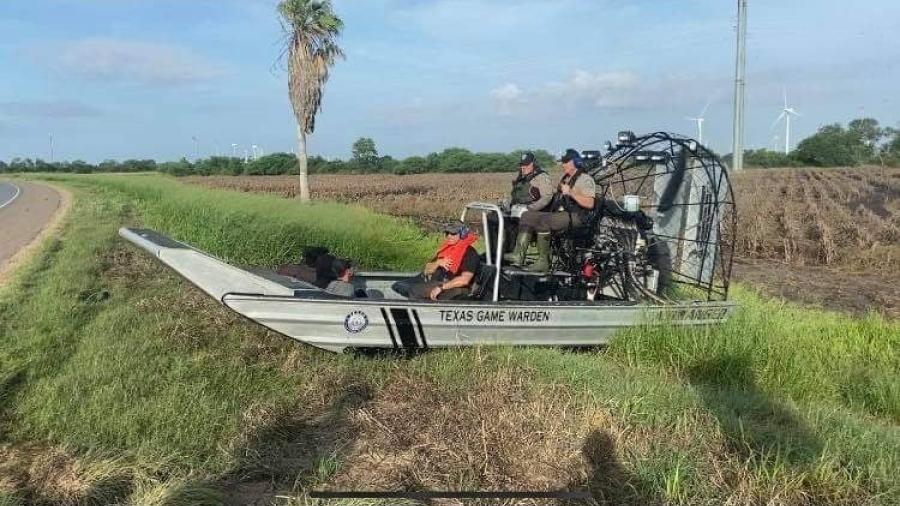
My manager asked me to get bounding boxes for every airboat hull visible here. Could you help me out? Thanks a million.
[120,227,734,354]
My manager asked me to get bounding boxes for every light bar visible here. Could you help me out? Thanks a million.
[632,150,668,162]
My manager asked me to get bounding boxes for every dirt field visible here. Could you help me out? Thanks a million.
[184,166,900,317]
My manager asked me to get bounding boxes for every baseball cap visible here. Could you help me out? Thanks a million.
[442,220,466,235]
[558,148,581,163]
[518,152,536,166]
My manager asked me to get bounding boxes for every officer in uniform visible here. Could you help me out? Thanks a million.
[506,149,596,271]
[510,152,553,210]
[490,152,553,261]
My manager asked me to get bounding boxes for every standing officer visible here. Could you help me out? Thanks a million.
[506,149,596,271]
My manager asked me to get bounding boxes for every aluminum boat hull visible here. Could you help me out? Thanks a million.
[120,227,734,353]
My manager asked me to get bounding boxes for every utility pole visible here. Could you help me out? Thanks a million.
[192,136,200,160]
[48,133,54,163]
[731,0,747,171]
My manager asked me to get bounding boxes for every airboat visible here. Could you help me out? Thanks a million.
[121,132,737,353]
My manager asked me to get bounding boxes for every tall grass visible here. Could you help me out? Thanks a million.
[41,173,437,270]
[609,286,900,421]
[0,174,897,505]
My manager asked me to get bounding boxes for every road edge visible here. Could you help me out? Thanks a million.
[0,182,21,210]
[0,181,74,286]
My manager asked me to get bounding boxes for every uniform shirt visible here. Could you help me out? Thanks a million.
[554,172,597,213]
[569,173,597,201]
[526,171,554,211]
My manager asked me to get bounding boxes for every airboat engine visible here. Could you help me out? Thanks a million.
[583,131,735,303]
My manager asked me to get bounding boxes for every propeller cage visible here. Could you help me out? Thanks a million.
[590,132,736,301]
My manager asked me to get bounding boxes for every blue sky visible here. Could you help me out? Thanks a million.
[1,0,898,162]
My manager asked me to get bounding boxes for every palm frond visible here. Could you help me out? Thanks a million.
[278,0,344,134]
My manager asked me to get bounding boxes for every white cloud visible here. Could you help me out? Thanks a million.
[46,37,226,86]
[489,70,644,118]
[490,83,523,115]
[545,70,642,108]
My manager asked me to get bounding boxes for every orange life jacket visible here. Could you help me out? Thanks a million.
[434,233,478,275]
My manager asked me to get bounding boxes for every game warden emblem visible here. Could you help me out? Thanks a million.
[344,311,369,333]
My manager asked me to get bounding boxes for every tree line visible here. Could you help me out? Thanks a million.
[741,117,900,168]
[3,117,898,175]
[0,140,557,176]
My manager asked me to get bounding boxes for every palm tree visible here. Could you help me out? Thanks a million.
[278,0,343,202]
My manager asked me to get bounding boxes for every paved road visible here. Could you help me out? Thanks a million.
[0,182,20,209]
[0,180,62,276]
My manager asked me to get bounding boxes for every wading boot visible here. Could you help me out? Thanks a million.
[503,230,532,266]
[527,232,551,272]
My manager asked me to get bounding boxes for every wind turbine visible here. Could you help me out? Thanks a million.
[771,88,801,154]
[231,143,238,157]
[686,98,712,144]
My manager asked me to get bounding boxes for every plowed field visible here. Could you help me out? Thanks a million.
[184,166,900,316]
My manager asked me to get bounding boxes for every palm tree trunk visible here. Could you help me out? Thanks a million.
[296,126,310,202]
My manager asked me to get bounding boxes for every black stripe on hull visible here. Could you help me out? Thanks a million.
[411,309,428,350]
[380,308,399,350]
[390,308,418,351]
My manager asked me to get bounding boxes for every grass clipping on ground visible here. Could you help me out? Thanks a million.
[0,174,897,506]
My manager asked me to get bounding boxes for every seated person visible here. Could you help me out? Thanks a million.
[406,221,481,300]
[486,151,553,259]
[313,251,338,289]
[276,246,329,284]
[507,149,596,272]
[325,258,356,297]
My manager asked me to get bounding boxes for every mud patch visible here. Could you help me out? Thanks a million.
[733,258,898,318]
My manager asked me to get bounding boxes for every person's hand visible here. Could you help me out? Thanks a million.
[429,286,443,300]
[560,184,571,196]
[436,258,454,270]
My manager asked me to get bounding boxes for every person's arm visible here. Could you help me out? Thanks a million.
[424,257,452,275]
[429,271,475,299]
[561,184,595,209]
[526,175,554,211]
[571,190,595,209]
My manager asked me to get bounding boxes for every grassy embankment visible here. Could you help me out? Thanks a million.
[0,174,897,506]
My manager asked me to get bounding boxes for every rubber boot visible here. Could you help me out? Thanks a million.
[527,232,551,272]
[503,230,532,266]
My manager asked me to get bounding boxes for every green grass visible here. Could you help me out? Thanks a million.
[40,173,438,270]
[0,173,897,505]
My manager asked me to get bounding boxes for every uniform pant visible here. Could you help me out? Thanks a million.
[518,210,582,233]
